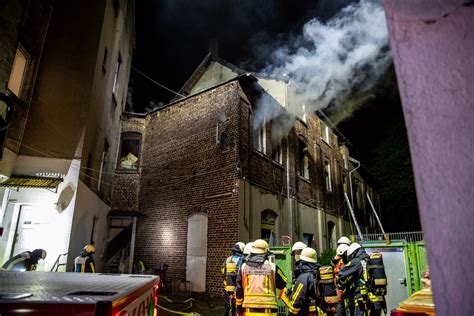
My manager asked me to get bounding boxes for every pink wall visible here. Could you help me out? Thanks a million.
[383,1,474,314]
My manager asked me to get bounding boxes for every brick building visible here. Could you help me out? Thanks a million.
[112,55,380,297]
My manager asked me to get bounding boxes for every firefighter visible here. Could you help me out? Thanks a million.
[280,247,321,315]
[74,244,96,273]
[236,239,288,316]
[292,241,307,280]
[332,244,349,316]
[223,242,245,316]
[337,236,351,247]
[337,243,380,316]
[1,249,47,271]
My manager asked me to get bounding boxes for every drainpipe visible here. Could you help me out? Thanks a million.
[285,81,294,241]
[348,156,360,213]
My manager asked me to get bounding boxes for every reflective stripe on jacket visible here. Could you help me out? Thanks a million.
[223,254,242,292]
[235,254,287,310]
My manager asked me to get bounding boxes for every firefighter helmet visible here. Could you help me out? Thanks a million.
[83,244,96,254]
[300,247,317,263]
[337,236,351,246]
[291,241,307,253]
[232,242,245,254]
[346,243,362,259]
[243,242,254,255]
[336,243,350,256]
[251,239,269,254]
[33,249,47,260]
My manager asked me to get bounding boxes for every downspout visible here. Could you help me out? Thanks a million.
[285,81,293,241]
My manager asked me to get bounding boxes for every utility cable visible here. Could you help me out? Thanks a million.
[132,66,186,98]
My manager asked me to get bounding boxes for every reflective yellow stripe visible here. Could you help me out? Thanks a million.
[6,258,25,270]
[291,283,303,305]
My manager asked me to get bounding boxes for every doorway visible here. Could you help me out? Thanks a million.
[11,205,46,258]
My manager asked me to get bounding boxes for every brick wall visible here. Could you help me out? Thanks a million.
[113,78,379,297]
[132,82,247,297]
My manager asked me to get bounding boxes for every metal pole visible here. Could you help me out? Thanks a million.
[128,216,137,274]
[344,193,364,241]
[366,192,387,238]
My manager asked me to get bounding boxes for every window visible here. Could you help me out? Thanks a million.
[320,120,330,144]
[253,119,266,154]
[8,46,29,97]
[102,48,108,74]
[303,233,313,248]
[342,174,347,192]
[219,129,229,152]
[118,132,141,170]
[261,209,277,246]
[301,104,307,123]
[272,140,283,164]
[299,140,309,179]
[112,53,122,96]
[324,160,332,192]
[327,221,337,249]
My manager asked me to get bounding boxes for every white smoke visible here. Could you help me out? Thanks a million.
[256,0,391,125]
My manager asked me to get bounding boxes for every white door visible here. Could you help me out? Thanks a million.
[12,206,47,256]
[186,213,208,292]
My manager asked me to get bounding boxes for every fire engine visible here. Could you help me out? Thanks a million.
[0,271,160,316]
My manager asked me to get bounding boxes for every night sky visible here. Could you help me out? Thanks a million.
[129,0,421,232]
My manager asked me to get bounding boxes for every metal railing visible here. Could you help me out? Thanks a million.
[354,231,424,243]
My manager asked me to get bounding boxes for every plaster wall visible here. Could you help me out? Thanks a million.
[189,61,239,95]
[383,2,474,314]
[66,180,110,272]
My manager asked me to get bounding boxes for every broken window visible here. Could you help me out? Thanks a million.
[320,120,330,144]
[118,132,140,170]
[272,140,283,164]
[8,46,29,97]
[324,160,332,192]
[261,209,277,246]
[299,139,309,179]
[253,119,266,154]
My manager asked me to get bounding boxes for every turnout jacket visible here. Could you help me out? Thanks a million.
[236,254,288,310]
[223,253,243,293]
[74,251,96,273]
[281,261,321,315]
[336,248,369,297]
[2,251,40,271]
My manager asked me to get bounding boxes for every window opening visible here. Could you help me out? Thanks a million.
[119,133,140,170]
[8,46,29,97]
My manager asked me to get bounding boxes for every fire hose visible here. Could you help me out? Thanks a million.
[155,295,197,315]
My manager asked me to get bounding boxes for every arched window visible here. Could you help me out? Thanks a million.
[261,209,278,246]
[299,139,309,179]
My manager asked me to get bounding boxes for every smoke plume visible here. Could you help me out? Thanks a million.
[254,0,391,134]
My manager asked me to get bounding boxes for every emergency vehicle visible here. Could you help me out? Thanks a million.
[0,271,160,316]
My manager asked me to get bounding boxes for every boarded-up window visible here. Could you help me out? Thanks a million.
[186,213,208,292]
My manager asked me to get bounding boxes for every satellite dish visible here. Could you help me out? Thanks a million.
[55,184,75,213]
[218,112,227,122]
